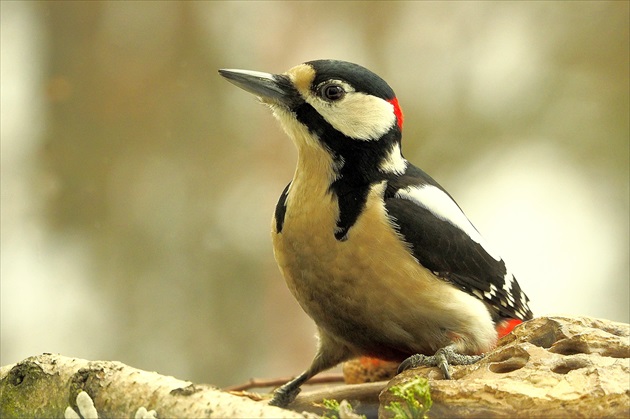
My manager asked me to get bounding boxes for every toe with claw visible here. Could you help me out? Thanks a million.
[398,344,484,379]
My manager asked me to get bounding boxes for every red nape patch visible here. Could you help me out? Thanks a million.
[496,318,523,339]
[387,97,404,130]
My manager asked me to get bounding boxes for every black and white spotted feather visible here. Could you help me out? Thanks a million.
[383,163,533,322]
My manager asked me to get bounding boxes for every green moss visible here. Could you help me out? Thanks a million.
[320,398,342,418]
[319,398,366,419]
[384,375,432,419]
[0,360,66,418]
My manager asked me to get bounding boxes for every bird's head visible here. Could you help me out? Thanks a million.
[219,60,407,179]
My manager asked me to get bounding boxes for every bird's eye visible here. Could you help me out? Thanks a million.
[321,84,345,101]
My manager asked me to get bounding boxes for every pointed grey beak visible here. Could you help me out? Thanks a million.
[218,68,301,107]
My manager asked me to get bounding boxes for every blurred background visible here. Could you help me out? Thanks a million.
[1,1,628,387]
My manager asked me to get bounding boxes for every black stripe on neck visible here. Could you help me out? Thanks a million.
[293,103,402,241]
[274,182,291,234]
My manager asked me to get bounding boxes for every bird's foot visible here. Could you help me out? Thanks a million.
[268,372,310,408]
[398,345,484,379]
[269,383,301,407]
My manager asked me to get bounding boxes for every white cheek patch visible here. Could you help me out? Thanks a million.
[395,184,501,261]
[308,92,397,141]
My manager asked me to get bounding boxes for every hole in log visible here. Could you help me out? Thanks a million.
[488,346,529,374]
[527,318,565,349]
[548,338,591,356]
[551,357,591,374]
[489,358,527,374]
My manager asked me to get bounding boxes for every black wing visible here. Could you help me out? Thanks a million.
[384,164,533,321]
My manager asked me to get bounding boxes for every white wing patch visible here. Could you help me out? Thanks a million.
[395,184,501,261]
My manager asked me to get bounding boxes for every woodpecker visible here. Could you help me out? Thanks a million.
[219,60,533,407]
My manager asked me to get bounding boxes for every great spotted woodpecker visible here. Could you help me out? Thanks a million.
[219,60,533,407]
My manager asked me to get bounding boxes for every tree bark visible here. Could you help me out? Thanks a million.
[2,317,629,418]
[0,354,309,418]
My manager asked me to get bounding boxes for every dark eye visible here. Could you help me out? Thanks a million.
[321,84,345,101]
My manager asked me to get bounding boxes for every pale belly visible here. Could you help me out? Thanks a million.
[271,184,495,359]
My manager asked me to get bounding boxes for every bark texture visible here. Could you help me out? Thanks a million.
[379,316,630,418]
[0,354,308,418]
[1,317,628,418]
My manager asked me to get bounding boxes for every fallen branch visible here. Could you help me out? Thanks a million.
[223,372,345,392]
[0,354,309,418]
[2,317,627,418]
